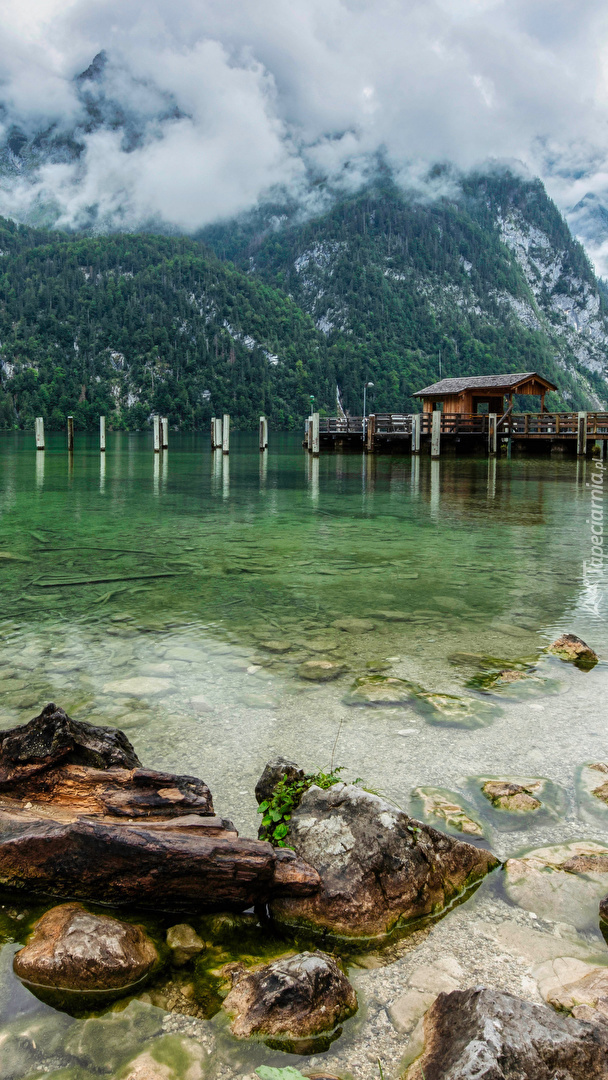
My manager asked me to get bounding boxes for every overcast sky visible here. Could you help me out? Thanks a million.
[2,0,608,257]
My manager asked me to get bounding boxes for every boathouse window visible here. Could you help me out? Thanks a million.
[476,402,489,414]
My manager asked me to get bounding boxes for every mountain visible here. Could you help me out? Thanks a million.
[0,171,608,430]
[203,173,608,414]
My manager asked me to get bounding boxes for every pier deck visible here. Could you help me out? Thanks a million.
[312,412,608,456]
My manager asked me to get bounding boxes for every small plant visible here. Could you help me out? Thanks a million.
[258,767,344,847]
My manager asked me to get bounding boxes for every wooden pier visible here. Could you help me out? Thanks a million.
[318,412,608,456]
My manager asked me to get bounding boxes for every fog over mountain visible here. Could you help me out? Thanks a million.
[3,0,608,267]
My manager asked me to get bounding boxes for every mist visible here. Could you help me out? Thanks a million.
[2,0,608,263]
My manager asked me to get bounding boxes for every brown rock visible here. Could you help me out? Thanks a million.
[482,780,541,812]
[548,633,599,670]
[271,783,498,940]
[222,951,357,1039]
[0,806,320,911]
[601,894,608,925]
[0,703,140,785]
[405,986,608,1079]
[13,902,157,991]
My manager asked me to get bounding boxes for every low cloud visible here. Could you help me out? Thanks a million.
[2,0,608,250]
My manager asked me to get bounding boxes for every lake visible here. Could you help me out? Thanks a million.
[0,431,607,1078]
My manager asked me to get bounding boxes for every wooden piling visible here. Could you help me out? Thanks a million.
[99,416,106,452]
[153,415,160,453]
[306,416,313,452]
[366,414,375,452]
[488,413,497,456]
[259,416,268,451]
[161,417,168,450]
[67,415,74,452]
[577,411,588,456]
[211,417,216,448]
[311,412,320,456]
[431,410,441,458]
[411,413,421,454]
[222,414,230,455]
[35,417,45,451]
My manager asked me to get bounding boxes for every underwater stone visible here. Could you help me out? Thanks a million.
[166,923,205,965]
[222,951,357,1039]
[482,779,542,811]
[404,987,608,1080]
[347,675,418,705]
[271,783,498,939]
[413,788,483,835]
[297,660,348,682]
[13,902,158,991]
[331,617,376,633]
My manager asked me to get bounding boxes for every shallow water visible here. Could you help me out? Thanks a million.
[0,431,607,1077]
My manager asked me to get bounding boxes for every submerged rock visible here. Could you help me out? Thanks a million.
[482,779,542,812]
[601,894,608,926]
[405,986,608,1079]
[535,955,608,1023]
[346,675,418,706]
[166,924,205,966]
[13,902,158,992]
[548,633,598,670]
[298,660,348,682]
[589,762,608,805]
[504,841,608,929]
[331,617,375,633]
[271,783,498,940]
[222,951,357,1041]
[412,788,483,836]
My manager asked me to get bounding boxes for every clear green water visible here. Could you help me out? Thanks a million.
[0,432,607,1078]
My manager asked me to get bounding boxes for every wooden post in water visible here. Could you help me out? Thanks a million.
[153,415,160,453]
[161,417,168,450]
[411,413,421,454]
[311,412,320,456]
[215,417,223,450]
[577,411,588,456]
[35,417,45,450]
[306,416,313,452]
[211,417,216,448]
[99,416,106,452]
[366,414,375,452]
[67,415,74,452]
[259,416,268,451]
[488,413,497,456]
[222,414,230,455]
[431,410,441,458]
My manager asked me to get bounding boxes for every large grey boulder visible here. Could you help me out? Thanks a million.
[405,986,608,1079]
[222,951,357,1040]
[271,783,498,940]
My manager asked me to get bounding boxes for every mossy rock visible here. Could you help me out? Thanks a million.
[346,675,420,706]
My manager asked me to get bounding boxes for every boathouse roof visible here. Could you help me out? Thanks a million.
[413,372,557,396]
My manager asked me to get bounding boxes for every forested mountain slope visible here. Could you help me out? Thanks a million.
[1,172,608,430]
[204,174,608,416]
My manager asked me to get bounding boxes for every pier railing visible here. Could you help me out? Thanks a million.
[321,412,608,438]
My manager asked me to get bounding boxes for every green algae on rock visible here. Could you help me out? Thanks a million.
[297,660,348,682]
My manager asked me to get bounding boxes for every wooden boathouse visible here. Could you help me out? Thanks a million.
[309,371,608,457]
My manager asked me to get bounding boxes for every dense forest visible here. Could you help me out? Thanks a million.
[0,173,607,430]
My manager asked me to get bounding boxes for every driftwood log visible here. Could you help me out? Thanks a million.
[0,705,320,912]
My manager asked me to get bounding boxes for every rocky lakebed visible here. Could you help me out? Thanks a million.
[0,630,607,1080]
